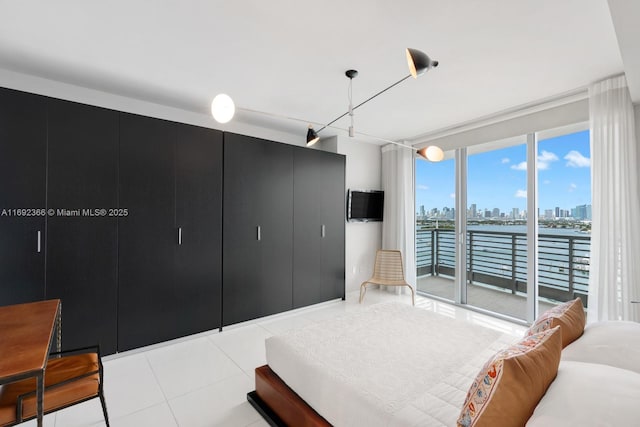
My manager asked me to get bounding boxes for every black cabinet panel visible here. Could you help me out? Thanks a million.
[293,149,324,307]
[223,133,293,325]
[0,88,46,305]
[118,114,176,351]
[45,99,119,354]
[319,153,346,301]
[174,124,223,336]
[293,149,345,308]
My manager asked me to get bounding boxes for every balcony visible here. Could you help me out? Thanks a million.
[416,226,590,319]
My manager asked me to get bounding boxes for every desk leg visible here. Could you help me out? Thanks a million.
[56,303,62,353]
[36,371,44,427]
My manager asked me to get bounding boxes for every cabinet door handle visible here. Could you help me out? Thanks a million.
[257,225,261,241]
[178,227,182,245]
[321,225,326,238]
[37,230,41,253]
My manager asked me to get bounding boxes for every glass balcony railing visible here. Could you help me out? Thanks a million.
[416,226,590,306]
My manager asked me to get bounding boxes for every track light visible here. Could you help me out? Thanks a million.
[306,125,320,146]
[406,48,439,79]
[307,48,441,161]
[416,146,445,162]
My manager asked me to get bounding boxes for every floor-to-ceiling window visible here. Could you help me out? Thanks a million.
[415,124,591,323]
[536,128,591,310]
[415,152,456,301]
[465,138,529,320]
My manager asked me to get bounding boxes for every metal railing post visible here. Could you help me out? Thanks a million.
[511,234,517,294]
[432,229,437,276]
[467,231,473,284]
[568,236,575,297]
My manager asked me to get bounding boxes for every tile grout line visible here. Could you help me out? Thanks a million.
[142,353,181,427]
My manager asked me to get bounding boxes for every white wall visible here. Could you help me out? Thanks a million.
[636,104,640,145]
[636,104,640,175]
[334,136,383,293]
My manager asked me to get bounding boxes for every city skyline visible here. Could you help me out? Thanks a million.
[415,130,591,216]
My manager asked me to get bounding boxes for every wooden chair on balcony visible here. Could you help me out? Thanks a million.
[0,345,110,427]
[359,250,415,306]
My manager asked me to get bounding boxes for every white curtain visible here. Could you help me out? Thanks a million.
[381,144,417,291]
[588,75,640,322]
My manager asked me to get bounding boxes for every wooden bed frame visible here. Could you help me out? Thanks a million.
[247,365,331,427]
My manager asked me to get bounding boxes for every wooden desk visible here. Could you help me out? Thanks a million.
[0,299,61,427]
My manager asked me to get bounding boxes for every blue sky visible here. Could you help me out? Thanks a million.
[415,130,591,214]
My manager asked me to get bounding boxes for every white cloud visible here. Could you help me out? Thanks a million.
[568,183,577,192]
[417,184,429,190]
[501,158,510,164]
[510,151,559,172]
[564,150,590,168]
[511,161,527,171]
[515,189,527,198]
[450,193,456,199]
[537,150,559,170]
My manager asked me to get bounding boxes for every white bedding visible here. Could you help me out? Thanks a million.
[266,302,517,427]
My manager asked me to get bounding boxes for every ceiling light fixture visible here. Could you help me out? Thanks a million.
[307,48,443,161]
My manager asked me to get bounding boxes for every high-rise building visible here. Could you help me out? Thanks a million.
[484,209,491,218]
[512,208,519,219]
[470,203,477,218]
[492,208,500,218]
[554,207,560,218]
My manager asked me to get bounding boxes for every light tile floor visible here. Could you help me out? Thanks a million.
[23,288,526,427]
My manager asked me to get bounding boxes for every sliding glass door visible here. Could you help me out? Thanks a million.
[465,138,528,320]
[415,125,591,323]
[415,152,456,301]
[536,129,591,311]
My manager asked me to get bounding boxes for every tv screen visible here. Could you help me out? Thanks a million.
[347,190,384,222]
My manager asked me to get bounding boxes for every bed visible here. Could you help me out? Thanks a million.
[247,302,517,426]
[248,298,640,426]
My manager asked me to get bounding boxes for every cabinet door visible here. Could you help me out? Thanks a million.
[293,149,345,307]
[174,124,223,336]
[223,134,262,325]
[319,153,346,301]
[293,148,324,307]
[118,113,176,351]
[45,99,119,354]
[258,141,294,316]
[0,88,46,306]
[223,134,293,325]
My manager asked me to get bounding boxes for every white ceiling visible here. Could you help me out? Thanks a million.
[0,0,633,145]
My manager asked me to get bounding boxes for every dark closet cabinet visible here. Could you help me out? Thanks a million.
[0,88,47,306]
[223,133,294,325]
[173,123,223,340]
[45,99,119,354]
[118,114,222,351]
[293,148,345,307]
[0,85,344,353]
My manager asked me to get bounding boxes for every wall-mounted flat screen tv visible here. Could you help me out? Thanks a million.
[347,189,384,222]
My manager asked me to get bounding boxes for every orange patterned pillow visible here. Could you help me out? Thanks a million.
[527,298,585,347]
[457,326,562,427]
